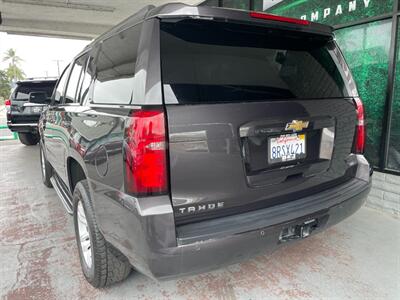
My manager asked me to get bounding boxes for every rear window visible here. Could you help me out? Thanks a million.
[13,82,56,101]
[160,20,352,104]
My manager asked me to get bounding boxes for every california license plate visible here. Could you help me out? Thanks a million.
[32,106,42,113]
[269,133,306,164]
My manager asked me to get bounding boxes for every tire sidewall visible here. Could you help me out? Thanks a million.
[19,132,39,145]
[39,144,46,181]
[39,141,52,187]
[73,181,96,282]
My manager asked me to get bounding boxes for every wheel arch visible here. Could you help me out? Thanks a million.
[67,154,88,194]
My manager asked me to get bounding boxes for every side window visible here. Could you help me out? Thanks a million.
[80,55,96,104]
[53,64,71,104]
[92,24,141,104]
[64,54,87,104]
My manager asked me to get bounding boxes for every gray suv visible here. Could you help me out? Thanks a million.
[38,4,372,287]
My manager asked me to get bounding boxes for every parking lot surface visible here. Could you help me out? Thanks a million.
[0,141,399,300]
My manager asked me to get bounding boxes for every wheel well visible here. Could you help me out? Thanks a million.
[68,158,86,193]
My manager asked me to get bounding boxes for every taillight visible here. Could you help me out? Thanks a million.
[249,12,310,26]
[124,109,168,196]
[4,99,11,106]
[353,98,366,154]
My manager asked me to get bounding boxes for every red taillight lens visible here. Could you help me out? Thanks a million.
[4,99,11,106]
[249,12,310,25]
[124,109,168,196]
[353,98,366,154]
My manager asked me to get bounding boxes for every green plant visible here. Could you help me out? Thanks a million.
[3,48,25,82]
[0,70,11,104]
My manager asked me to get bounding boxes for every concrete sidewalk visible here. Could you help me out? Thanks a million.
[0,142,399,300]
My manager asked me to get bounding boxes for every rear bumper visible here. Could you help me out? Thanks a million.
[7,122,38,133]
[151,179,369,279]
[96,155,371,280]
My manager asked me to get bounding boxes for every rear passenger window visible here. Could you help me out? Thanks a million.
[64,54,87,104]
[92,24,141,105]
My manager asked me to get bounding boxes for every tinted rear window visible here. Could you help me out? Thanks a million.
[160,20,352,104]
[14,82,56,101]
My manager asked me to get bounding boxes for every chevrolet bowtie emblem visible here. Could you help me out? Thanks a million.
[285,120,309,132]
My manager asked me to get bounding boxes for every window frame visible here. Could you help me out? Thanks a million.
[90,23,141,106]
[62,53,89,106]
[82,48,99,107]
[51,63,71,106]
[76,55,93,105]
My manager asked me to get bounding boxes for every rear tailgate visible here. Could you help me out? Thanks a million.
[10,81,55,124]
[160,19,358,224]
[10,102,46,124]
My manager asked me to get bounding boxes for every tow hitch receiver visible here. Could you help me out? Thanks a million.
[279,219,318,242]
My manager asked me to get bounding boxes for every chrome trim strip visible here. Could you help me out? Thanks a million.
[23,103,47,107]
[8,123,37,127]
[88,104,142,109]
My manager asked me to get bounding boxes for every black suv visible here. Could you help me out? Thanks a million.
[6,78,57,145]
[39,4,371,287]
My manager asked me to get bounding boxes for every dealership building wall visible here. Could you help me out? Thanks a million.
[202,0,400,215]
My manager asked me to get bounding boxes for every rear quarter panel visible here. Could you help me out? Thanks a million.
[74,18,166,261]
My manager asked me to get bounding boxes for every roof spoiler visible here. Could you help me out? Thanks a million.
[147,3,333,37]
[84,3,333,53]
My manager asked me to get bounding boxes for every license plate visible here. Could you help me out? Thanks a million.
[32,106,42,113]
[269,133,306,164]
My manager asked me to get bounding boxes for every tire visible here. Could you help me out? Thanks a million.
[19,132,39,146]
[39,142,53,188]
[73,180,131,288]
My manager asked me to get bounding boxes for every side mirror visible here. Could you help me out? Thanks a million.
[29,92,48,104]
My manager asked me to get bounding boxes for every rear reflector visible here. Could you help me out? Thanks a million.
[124,109,168,196]
[4,99,11,106]
[353,98,366,154]
[249,12,310,26]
